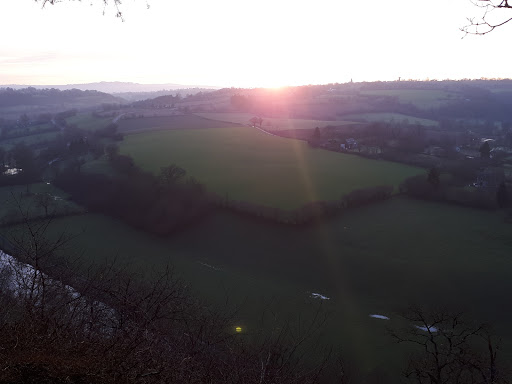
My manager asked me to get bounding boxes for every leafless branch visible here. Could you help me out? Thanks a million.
[35,0,152,21]
[462,0,512,35]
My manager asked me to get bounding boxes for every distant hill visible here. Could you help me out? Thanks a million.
[1,81,220,94]
[0,87,125,119]
[113,88,217,102]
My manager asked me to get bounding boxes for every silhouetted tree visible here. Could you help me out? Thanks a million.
[35,0,124,19]
[0,147,5,169]
[158,165,186,186]
[9,144,38,193]
[0,201,334,384]
[18,113,29,128]
[105,143,119,160]
[427,167,440,188]
[462,0,512,35]
[249,116,263,128]
[34,193,54,217]
[480,141,491,159]
[497,182,509,208]
[390,307,510,384]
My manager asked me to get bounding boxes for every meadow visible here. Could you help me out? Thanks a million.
[66,114,112,131]
[0,131,60,150]
[341,112,439,126]
[0,183,84,224]
[4,122,54,137]
[117,114,241,133]
[360,89,459,109]
[120,127,423,209]
[38,196,512,377]
[197,112,355,131]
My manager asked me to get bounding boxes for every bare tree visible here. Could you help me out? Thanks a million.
[462,1,512,35]
[0,197,337,383]
[34,0,151,20]
[389,307,510,384]
[34,192,55,218]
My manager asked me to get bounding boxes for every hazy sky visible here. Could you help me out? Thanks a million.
[0,0,511,87]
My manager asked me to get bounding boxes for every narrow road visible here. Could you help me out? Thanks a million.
[112,113,127,124]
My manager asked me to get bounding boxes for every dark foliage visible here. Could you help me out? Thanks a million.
[220,185,394,225]
[0,259,331,384]
[94,123,123,141]
[390,307,510,384]
[53,159,212,235]
[427,167,440,188]
[480,141,491,159]
[0,87,119,108]
[0,205,333,384]
[400,173,499,210]
[497,182,509,208]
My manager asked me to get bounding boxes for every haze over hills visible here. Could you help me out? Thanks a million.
[0,81,220,94]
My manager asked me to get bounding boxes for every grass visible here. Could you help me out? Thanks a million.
[341,112,439,127]
[4,123,54,138]
[119,127,423,209]
[360,89,459,109]
[66,114,112,131]
[0,183,84,223]
[0,123,59,150]
[36,196,512,377]
[117,115,242,133]
[0,131,60,150]
[81,157,118,177]
[197,112,356,131]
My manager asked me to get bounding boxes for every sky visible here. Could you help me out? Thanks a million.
[0,0,511,88]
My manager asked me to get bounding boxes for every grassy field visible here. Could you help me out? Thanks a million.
[66,114,112,131]
[360,89,459,109]
[0,183,84,224]
[0,131,60,150]
[341,112,439,127]
[197,112,356,131]
[120,127,423,209]
[118,115,242,133]
[3,123,54,137]
[36,196,512,377]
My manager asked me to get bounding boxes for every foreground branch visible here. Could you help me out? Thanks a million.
[462,0,512,35]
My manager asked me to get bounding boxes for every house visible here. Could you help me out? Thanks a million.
[360,145,382,155]
[345,138,358,150]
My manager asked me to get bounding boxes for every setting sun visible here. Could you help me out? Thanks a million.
[2,0,510,87]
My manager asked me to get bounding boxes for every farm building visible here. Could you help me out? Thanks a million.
[345,138,358,149]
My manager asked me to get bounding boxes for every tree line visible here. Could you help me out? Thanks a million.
[54,153,212,235]
[218,185,394,226]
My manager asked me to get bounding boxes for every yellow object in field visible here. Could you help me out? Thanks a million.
[235,326,242,333]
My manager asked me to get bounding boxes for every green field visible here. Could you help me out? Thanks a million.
[0,122,59,150]
[0,183,84,224]
[36,196,512,377]
[117,115,242,133]
[342,112,439,127]
[197,112,356,131]
[0,131,60,150]
[3,122,54,138]
[120,127,423,209]
[66,114,112,131]
[360,89,459,109]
